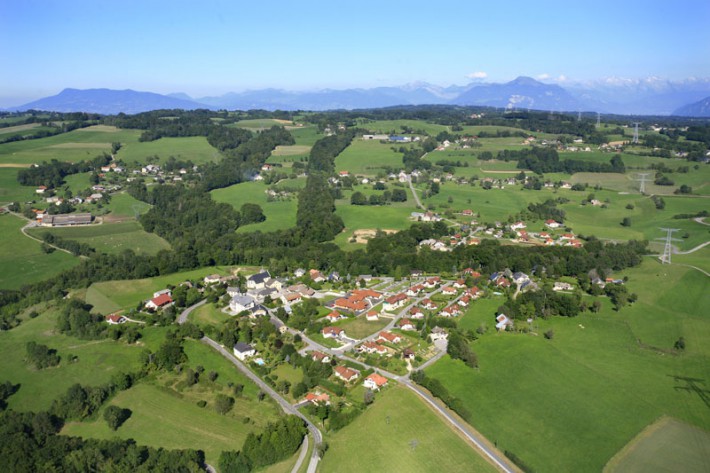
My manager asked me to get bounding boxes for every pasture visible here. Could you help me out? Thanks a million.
[85,267,234,314]
[103,192,153,219]
[0,214,80,290]
[0,126,141,165]
[27,221,170,256]
[335,139,405,176]
[319,385,496,473]
[117,136,221,164]
[211,181,298,233]
[62,339,282,466]
[426,261,710,473]
[356,119,449,136]
[0,306,158,412]
[0,167,35,204]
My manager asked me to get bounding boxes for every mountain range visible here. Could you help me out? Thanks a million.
[6,77,710,117]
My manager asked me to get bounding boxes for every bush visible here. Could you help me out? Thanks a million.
[214,394,235,414]
[544,329,554,340]
[103,405,132,430]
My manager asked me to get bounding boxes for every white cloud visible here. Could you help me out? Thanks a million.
[466,71,488,80]
[537,73,551,80]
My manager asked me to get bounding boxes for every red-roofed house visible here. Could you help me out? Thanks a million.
[439,305,461,317]
[146,293,173,311]
[365,310,379,321]
[383,293,408,312]
[441,286,457,295]
[325,311,345,323]
[408,307,424,319]
[304,392,330,405]
[311,351,331,363]
[364,373,388,391]
[333,297,367,312]
[378,331,402,344]
[398,318,416,331]
[357,341,388,356]
[546,219,562,229]
[322,326,345,339]
[468,286,482,299]
[334,365,360,383]
[458,295,471,307]
[310,269,326,283]
[453,279,467,289]
[406,285,425,297]
[105,314,126,324]
[420,299,437,310]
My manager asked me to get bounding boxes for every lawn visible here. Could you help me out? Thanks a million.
[337,316,390,339]
[335,139,405,176]
[0,213,80,290]
[85,266,234,314]
[0,306,158,412]
[211,181,298,233]
[27,220,170,256]
[103,191,153,219]
[319,385,496,473]
[117,136,221,164]
[189,302,231,328]
[425,261,710,473]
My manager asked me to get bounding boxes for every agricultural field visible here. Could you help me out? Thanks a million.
[0,306,163,412]
[211,181,298,233]
[320,385,496,473]
[0,125,141,165]
[335,139,406,176]
[266,144,312,165]
[85,266,235,314]
[61,340,283,467]
[0,167,35,204]
[27,220,171,256]
[356,119,449,136]
[117,136,221,164]
[426,261,710,473]
[103,191,153,219]
[233,118,295,130]
[0,214,80,290]
[334,197,416,249]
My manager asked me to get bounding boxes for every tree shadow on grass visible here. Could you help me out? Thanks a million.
[670,375,710,409]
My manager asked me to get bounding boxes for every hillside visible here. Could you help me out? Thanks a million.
[673,96,710,117]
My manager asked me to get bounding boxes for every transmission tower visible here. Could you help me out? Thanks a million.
[632,122,641,144]
[577,110,582,122]
[657,228,681,264]
[634,173,651,194]
[596,112,601,127]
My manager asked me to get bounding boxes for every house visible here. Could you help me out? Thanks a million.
[378,331,402,344]
[439,305,461,317]
[226,286,242,297]
[322,326,345,339]
[364,373,388,391]
[560,233,575,241]
[458,295,471,307]
[398,318,416,331]
[153,288,172,299]
[261,164,273,171]
[511,221,526,230]
[513,272,530,285]
[408,307,424,319]
[146,293,173,310]
[247,271,271,290]
[325,311,345,323]
[468,286,482,299]
[545,219,562,229]
[311,351,331,363]
[462,209,473,216]
[429,326,448,341]
[357,341,388,356]
[233,342,256,361]
[383,293,408,312]
[282,292,303,305]
[553,282,574,291]
[333,297,367,313]
[309,269,326,283]
[423,277,441,289]
[406,285,425,297]
[420,299,437,310]
[304,392,331,405]
[334,365,360,383]
[365,310,380,321]
[41,213,93,227]
[230,295,257,314]
[495,314,513,331]
[453,279,467,289]
[203,274,222,284]
[35,185,48,194]
[441,286,457,296]
[294,268,306,278]
[402,348,415,359]
[105,314,126,325]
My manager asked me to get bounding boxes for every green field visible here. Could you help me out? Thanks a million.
[335,139,406,176]
[320,385,496,473]
[426,261,710,473]
[0,125,141,165]
[0,167,35,204]
[103,191,153,218]
[117,136,221,164]
[211,181,298,233]
[27,220,170,256]
[336,316,389,339]
[604,417,710,473]
[189,302,231,327]
[356,119,449,136]
[62,339,282,466]
[85,267,233,314]
[0,306,159,412]
[0,214,80,290]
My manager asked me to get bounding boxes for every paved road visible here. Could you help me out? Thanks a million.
[201,336,323,473]
[290,436,309,473]
[407,175,424,209]
[177,299,207,324]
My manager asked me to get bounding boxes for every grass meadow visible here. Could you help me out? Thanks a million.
[117,136,221,164]
[85,267,233,314]
[426,260,710,472]
[27,221,170,256]
[61,339,282,466]
[335,139,406,176]
[211,181,298,233]
[0,214,80,290]
[0,125,141,165]
[356,119,449,136]
[319,385,496,473]
[0,167,35,204]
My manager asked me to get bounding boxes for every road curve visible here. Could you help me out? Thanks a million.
[200,336,323,473]
[177,299,207,324]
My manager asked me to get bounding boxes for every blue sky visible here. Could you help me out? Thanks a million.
[1,0,709,106]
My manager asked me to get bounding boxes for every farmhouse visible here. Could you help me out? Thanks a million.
[233,342,256,361]
[364,373,389,391]
[146,293,173,311]
[105,314,126,324]
[334,366,360,383]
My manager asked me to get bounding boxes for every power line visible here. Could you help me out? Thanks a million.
[657,228,681,265]
[634,173,651,194]
[632,122,641,144]
[596,112,601,128]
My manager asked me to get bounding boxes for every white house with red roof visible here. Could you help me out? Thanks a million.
[145,293,173,311]
[364,373,388,391]
[545,219,562,229]
[398,318,416,331]
[311,351,331,363]
[322,326,345,339]
[383,293,408,312]
[105,314,126,324]
[334,365,360,383]
[377,331,402,344]
[304,392,330,405]
[420,299,437,310]
[408,307,424,319]
[365,310,379,321]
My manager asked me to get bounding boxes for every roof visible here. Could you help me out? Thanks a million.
[42,213,93,226]
[378,331,401,343]
[323,326,344,336]
[248,271,271,284]
[334,365,359,380]
[231,295,255,307]
[334,297,367,311]
[234,342,254,353]
[150,293,173,307]
[366,373,388,387]
[105,314,125,323]
[385,293,407,304]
